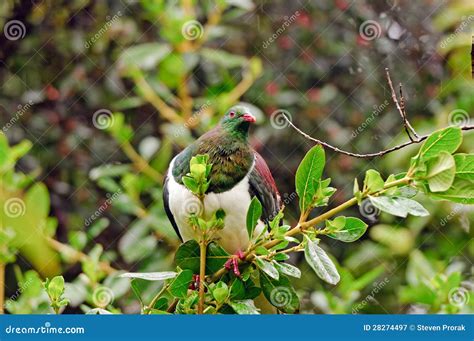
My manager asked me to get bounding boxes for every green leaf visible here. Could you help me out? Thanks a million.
[304,240,340,285]
[246,197,262,239]
[274,253,290,261]
[327,217,368,242]
[325,216,346,230]
[200,48,248,68]
[229,299,260,315]
[424,152,455,192]
[417,126,462,161]
[130,280,144,306]
[453,154,474,180]
[175,240,229,274]
[169,269,193,299]
[119,271,177,281]
[274,262,301,278]
[0,133,9,166]
[119,43,171,70]
[25,183,49,218]
[369,196,429,218]
[430,178,474,204]
[363,170,384,192]
[230,278,245,300]
[254,258,279,280]
[295,145,325,212]
[259,272,299,313]
[212,282,229,305]
[427,154,474,204]
[45,276,65,300]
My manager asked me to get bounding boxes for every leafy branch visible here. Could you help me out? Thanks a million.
[120,123,473,314]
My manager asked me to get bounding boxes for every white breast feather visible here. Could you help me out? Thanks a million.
[167,157,263,253]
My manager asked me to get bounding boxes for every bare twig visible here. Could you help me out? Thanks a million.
[283,67,474,158]
[385,68,419,141]
[285,117,474,158]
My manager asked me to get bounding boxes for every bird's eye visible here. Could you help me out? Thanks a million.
[229,111,235,118]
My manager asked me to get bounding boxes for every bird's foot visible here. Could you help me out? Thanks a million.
[224,250,245,276]
[189,274,202,291]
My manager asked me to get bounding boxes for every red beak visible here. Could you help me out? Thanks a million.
[242,113,256,123]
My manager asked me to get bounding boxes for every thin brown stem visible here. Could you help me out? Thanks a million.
[131,70,183,124]
[285,117,474,158]
[197,238,207,314]
[47,238,117,274]
[121,141,163,183]
[385,68,419,141]
[0,262,4,314]
[146,283,169,314]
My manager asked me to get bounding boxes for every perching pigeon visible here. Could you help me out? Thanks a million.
[163,105,281,255]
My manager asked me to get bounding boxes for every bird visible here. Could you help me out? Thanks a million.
[163,105,281,257]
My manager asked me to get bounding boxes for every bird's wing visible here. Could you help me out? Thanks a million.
[248,152,281,223]
[163,173,183,241]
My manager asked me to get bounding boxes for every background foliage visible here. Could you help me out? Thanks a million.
[0,0,472,314]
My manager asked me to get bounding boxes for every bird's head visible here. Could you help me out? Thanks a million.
[220,105,256,139]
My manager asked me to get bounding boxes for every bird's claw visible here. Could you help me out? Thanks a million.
[224,250,245,276]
